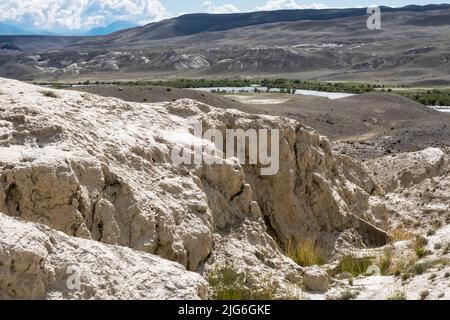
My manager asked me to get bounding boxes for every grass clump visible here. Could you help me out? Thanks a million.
[40,90,59,98]
[414,236,430,258]
[412,262,429,275]
[209,265,276,300]
[379,247,394,275]
[390,228,414,242]
[339,254,374,277]
[388,291,407,300]
[286,239,325,267]
[380,249,416,277]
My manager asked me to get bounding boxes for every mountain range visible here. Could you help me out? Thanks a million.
[0,4,449,84]
[0,20,138,36]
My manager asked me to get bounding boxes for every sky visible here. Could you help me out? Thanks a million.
[0,0,448,33]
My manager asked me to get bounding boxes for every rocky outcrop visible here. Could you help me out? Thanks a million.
[0,78,393,299]
[0,212,207,300]
[199,111,389,253]
[302,266,329,292]
[365,147,448,194]
[365,148,450,235]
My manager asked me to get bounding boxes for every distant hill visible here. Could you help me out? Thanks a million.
[0,4,449,83]
[100,4,450,43]
[84,21,138,36]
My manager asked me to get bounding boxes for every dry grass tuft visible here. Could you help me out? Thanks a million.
[286,239,325,267]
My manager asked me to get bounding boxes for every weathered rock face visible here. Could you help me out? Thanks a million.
[0,212,208,300]
[0,79,216,272]
[365,148,450,235]
[198,111,387,253]
[366,147,448,194]
[0,78,390,299]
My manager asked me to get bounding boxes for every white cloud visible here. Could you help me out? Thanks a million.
[0,0,170,32]
[256,0,328,11]
[202,1,241,14]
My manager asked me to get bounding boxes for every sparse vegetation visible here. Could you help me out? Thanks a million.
[379,247,394,275]
[40,90,59,98]
[412,262,429,275]
[414,236,430,258]
[379,248,416,277]
[209,265,276,300]
[328,289,359,300]
[388,291,407,300]
[338,254,374,277]
[286,239,325,267]
[59,78,378,94]
[39,79,450,108]
[390,228,414,242]
[397,89,450,106]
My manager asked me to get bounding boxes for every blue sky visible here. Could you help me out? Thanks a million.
[0,0,448,33]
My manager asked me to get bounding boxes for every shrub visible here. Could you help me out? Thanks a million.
[412,263,428,275]
[40,90,58,98]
